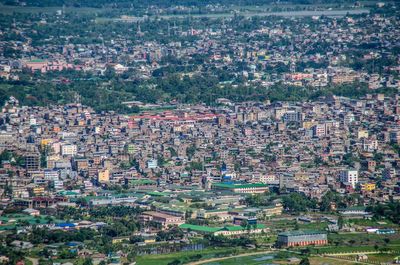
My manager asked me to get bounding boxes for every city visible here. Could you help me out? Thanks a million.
[0,0,400,265]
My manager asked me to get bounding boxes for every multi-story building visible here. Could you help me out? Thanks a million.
[340,169,359,189]
[25,154,40,171]
[61,144,77,156]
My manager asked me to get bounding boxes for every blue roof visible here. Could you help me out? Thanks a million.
[57,223,75,227]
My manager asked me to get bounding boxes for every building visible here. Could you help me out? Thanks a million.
[383,168,396,179]
[61,144,77,156]
[97,169,110,183]
[211,183,268,194]
[283,111,302,123]
[147,159,158,169]
[340,169,358,189]
[262,203,284,217]
[25,154,40,171]
[179,223,267,236]
[312,124,326,138]
[44,170,59,181]
[141,211,184,228]
[357,129,369,139]
[361,183,376,192]
[277,230,328,247]
[233,216,257,226]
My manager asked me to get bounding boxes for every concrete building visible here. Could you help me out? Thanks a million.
[277,230,328,247]
[212,183,269,194]
[340,169,358,188]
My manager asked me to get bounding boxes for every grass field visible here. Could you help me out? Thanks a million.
[346,218,399,228]
[106,8,370,23]
[201,253,278,265]
[363,253,399,263]
[309,256,358,265]
[328,232,400,247]
[0,4,110,14]
[135,247,244,265]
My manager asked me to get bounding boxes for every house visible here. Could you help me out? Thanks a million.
[22,208,40,216]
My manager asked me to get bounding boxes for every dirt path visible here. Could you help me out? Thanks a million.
[27,257,39,265]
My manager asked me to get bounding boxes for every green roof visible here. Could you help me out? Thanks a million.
[339,206,367,211]
[29,59,46,63]
[130,179,156,185]
[179,223,266,233]
[278,230,326,237]
[212,183,268,189]
[147,191,169,197]
[58,190,79,196]
[221,224,266,231]
[179,224,221,233]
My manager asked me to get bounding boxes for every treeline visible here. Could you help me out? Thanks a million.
[1,76,397,113]
[367,201,400,224]
[1,0,354,8]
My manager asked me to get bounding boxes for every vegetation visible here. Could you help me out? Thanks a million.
[367,201,400,224]
[1,77,396,114]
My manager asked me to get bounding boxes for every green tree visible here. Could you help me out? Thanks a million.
[299,257,310,265]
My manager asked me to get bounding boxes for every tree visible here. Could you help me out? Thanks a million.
[167,260,181,265]
[282,193,317,213]
[186,145,196,158]
[299,257,310,265]
[83,258,93,265]
[338,216,344,229]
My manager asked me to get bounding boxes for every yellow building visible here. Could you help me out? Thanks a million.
[144,238,156,244]
[40,139,52,148]
[98,169,110,183]
[111,236,130,244]
[33,187,45,196]
[361,183,376,192]
[358,130,369,139]
[302,121,316,129]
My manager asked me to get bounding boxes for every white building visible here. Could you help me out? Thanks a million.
[44,170,59,181]
[340,169,358,188]
[53,180,64,190]
[61,144,77,156]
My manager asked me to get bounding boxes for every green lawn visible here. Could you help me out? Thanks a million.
[203,253,278,265]
[135,247,243,265]
[0,3,110,14]
[366,253,399,263]
[309,256,358,265]
[328,232,400,247]
[346,218,399,228]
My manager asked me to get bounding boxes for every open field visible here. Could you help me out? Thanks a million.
[106,8,370,23]
[135,247,245,265]
[309,256,359,265]
[0,4,110,14]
